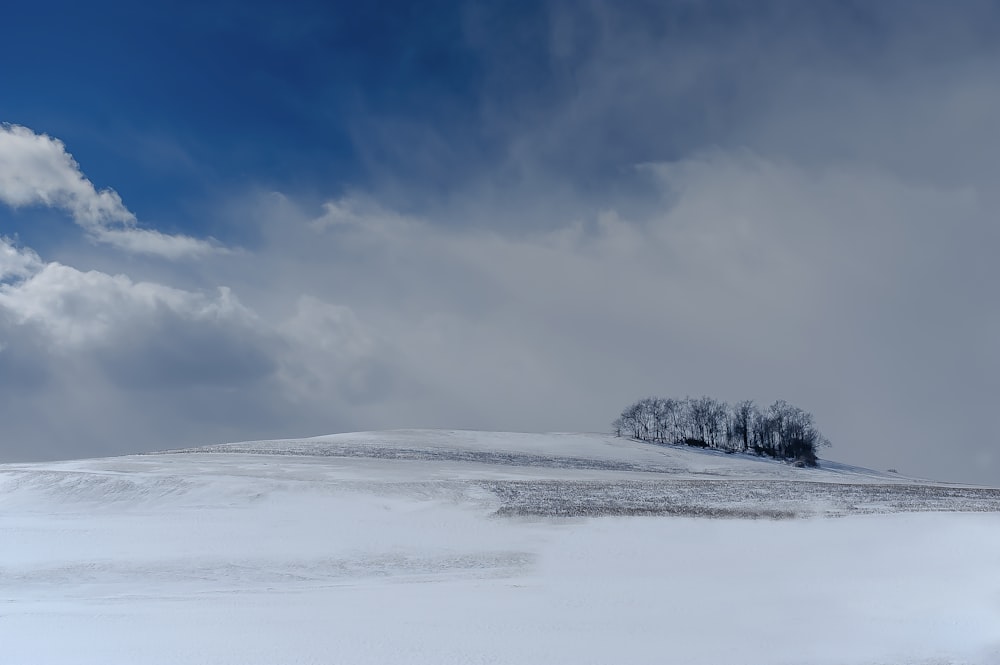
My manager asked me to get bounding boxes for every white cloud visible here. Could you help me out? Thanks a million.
[92,227,225,260]
[0,233,392,458]
[0,237,42,281]
[0,124,222,259]
[0,260,250,348]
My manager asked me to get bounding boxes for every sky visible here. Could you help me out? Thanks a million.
[1,0,998,484]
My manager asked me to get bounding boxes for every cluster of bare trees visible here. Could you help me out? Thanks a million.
[612,396,830,466]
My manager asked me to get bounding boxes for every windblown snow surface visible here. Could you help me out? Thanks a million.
[2,430,999,664]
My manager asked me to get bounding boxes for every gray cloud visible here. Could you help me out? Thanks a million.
[314,0,1000,483]
[241,153,994,484]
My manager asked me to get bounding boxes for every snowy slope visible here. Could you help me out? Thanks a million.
[177,428,931,482]
[2,430,999,664]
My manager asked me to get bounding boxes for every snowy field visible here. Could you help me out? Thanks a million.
[2,430,999,664]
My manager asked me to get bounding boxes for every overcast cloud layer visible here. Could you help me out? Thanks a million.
[1,2,998,484]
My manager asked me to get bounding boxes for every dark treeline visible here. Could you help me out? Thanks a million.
[613,396,830,466]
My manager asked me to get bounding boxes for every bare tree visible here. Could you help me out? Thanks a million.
[614,395,829,467]
[730,399,757,452]
[653,397,680,443]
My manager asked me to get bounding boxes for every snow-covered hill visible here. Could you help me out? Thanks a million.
[2,430,999,664]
